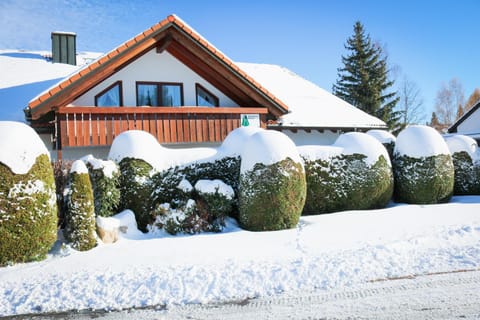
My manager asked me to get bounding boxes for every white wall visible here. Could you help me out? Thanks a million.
[73,50,239,107]
[280,129,340,146]
[457,108,480,134]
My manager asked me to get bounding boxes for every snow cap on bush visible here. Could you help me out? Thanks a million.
[108,130,166,170]
[218,126,263,156]
[444,135,479,160]
[299,132,393,215]
[239,130,306,231]
[395,125,450,158]
[81,154,118,178]
[240,130,302,173]
[393,125,454,204]
[0,121,49,174]
[366,130,396,145]
[335,132,391,166]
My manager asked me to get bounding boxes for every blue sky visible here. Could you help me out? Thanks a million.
[1,0,478,121]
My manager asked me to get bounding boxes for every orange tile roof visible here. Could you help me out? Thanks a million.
[28,14,288,118]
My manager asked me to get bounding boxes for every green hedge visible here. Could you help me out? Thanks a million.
[0,154,58,266]
[450,151,480,195]
[64,162,96,251]
[239,158,306,231]
[84,159,121,217]
[118,158,154,232]
[302,153,393,214]
[393,154,454,204]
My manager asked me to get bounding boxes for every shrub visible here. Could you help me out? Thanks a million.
[302,153,393,214]
[82,155,121,217]
[239,158,306,231]
[64,161,96,251]
[393,126,454,204]
[52,159,73,227]
[0,154,58,266]
[118,158,154,232]
[239,130,306,231]
[150,175,234,234]
[194,179,234,229]
[444,135,480,195]
[393,154,454,204]
[450,152,480,195]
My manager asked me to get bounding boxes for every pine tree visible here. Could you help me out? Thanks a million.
[429,112,442,132]
[333,21,400,131]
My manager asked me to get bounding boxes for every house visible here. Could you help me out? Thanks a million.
[25,14,387,160]
[448,101,480,144]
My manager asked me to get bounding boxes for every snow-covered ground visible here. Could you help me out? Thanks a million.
[1,196,479,317]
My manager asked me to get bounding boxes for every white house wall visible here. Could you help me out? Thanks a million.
[72,50,239,107]
[280,129,340,146]
[457,108,480,134]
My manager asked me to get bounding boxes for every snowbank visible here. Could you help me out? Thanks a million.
[1,197,480,315]
[0,121,49,174]
[395,125,450,158]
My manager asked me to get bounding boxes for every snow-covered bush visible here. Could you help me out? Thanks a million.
[52,159,73,226]
[0,122,58,266]
[117,158,154,232]
[82,155,120,217]
[367,129,396,160]
[108,131,159,232]
[300,132,393,214]
[194,179,234,228]
[239,130,306,231]
[64,161,96,251]
[444,135,480,195]
[393,125,454,204]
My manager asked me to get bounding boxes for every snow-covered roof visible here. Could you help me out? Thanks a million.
[237,63,387,129]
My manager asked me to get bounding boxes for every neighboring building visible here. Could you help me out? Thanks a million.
[25,14,387,160]
[448,101,480,144]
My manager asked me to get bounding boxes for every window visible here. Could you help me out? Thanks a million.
[136,82,183,106]
[95,81,123,107]
[196,83,219,107]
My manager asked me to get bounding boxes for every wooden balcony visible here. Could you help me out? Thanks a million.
[55,106,268,148]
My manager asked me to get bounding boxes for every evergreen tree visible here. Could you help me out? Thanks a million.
[333,21,400,131]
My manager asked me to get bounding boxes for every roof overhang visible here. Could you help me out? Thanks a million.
[28,15,288,121]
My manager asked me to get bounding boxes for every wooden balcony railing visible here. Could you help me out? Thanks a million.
[56,106,268,147]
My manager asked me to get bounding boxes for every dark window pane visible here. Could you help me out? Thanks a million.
[137,84,158,106]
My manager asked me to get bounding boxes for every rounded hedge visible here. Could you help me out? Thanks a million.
[393,126,454,204]
[444,135,480,195]
[239,131,306,231]
[301,132,393,215]
[64,161,96,251]
[0,122,57,266]
[0,154,58,266]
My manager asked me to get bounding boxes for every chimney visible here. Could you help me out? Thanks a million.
[51,31,76,65]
